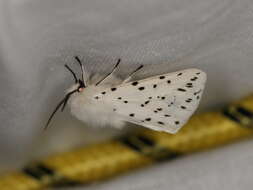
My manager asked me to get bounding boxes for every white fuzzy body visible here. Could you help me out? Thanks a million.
[68,69,206,134]
[69,84,125,128]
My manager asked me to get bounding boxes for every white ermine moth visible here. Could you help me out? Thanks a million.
[45,57,206,134]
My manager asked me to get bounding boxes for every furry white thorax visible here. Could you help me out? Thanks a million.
[67,74,125,128]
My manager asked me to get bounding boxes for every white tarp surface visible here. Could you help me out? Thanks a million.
[0,0,253,189]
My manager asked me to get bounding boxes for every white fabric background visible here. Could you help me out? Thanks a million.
[0,0,253,189]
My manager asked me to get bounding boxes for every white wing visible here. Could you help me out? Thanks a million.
[94,69,206,133]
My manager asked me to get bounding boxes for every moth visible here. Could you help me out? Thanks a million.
[45,56,206,133]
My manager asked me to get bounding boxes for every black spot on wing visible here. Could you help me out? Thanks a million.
[145,101,150,105]
[102,91,106,95]
[124,101,128,103]
[178,88,186,92]
[153,84,157,88]
[186,83,193,88]
[181,106,186,109]
[191,77,198,81]
[194,90,202,95]
[164,114,171,117]
[118,97,122,100]
[185,98,192,103]
[145,118,151,121]
[132,81,138,86]
[138,87,145,91]
[158,121,164,125]
[167,80,171,84]
[175,121,180,125]
[177,73,182,76]
[168,100,174,107]
[159,76,165,79]
[111,88,117,91]
[129,113,135,117]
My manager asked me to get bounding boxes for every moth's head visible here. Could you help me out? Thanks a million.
[45,56,87,130]
[67,79,85,94]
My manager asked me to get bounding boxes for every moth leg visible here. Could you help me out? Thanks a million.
[96,59,121,86]
[122,65,143,83]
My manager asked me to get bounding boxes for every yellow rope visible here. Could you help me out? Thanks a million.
[1,94,253,190]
